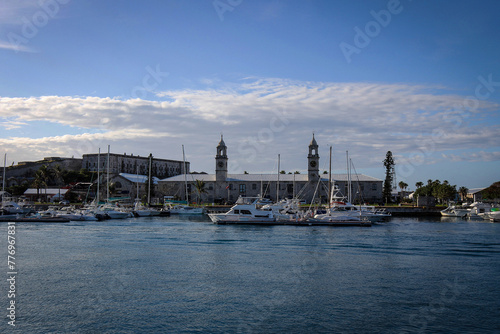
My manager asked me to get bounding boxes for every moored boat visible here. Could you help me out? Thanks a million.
[208,196,277,224]
[440,204,470,217]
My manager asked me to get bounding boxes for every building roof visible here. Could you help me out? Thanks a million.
[468,187,486,194]
[24,188,69,195]
[118,173,160,185]
[160,173,382,183]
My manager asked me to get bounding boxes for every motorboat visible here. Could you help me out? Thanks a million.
[208,196,277,224]
[479,207,500,221]
[133,200,161,217]
[166,204,205,215]
[465,202,494,220]
[488,210,500,222]
[1,200,31,215]
[325,186,390,222]
[440,204,470,217]
[97,203,132,219]
[260,198,305,221]
[55,206,98,221]
[307,214,372,226]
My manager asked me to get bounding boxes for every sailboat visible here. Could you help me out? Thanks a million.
[165,145,204,215]
[307,147,372,226]
[133,154,160,217]
[94,146,131,219]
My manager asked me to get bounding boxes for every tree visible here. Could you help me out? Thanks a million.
[398,181,408,202]
[482,181,500,200]
[52,164,65,201]
[52,165,64,187]
[32,170,47,202]
[280,170,286,174]
[415,181,423,189]
[458,186,468,202]
[34,165,52,202]
[383,151,395,204]
[414,179,457,204]
[193,179,207,204]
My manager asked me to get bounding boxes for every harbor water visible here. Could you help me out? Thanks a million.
[1,216,499,333]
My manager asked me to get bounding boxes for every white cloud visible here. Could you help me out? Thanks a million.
[0,78,498,176]
[0,40,35,52]
[442,151,500,163]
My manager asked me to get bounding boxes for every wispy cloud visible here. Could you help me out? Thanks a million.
[0,40,36,52]
[0,78,498,172]
[442,151,500,163]
[0,0,68,52]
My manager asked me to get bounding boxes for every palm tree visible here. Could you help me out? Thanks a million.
[52,165,65,201]
[32,170,47,202]
[36,165,52,202]
[415,181,423,189]
[193,179,207,204]
[458,186,468,202]
[398,181,408,202]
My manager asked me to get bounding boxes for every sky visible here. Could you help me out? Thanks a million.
[1,0,499,190]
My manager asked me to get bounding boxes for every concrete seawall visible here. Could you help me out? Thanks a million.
[382,206,442,217]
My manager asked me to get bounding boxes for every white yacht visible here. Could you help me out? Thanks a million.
[55,206,98,221]
[440,204,470,217]
[166,203,205,215]
[96,203,132,219]
[466,202,495,220]
[133,200,161,217]
[208,197,277,224]
[307,213,371,226]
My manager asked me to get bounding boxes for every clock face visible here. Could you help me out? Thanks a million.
[218,161,224,168]
[310,161,317,168]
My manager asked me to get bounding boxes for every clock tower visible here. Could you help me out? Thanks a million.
[215,135,228,182]
[308,134,319,182]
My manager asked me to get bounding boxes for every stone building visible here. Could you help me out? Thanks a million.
[158,135,383,204]
[82,152,188,179]
[2,157,82,187]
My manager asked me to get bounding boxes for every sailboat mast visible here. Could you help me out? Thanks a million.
[107,145,110,202]
[346,150,350,203]
[148,153,152,205]
[182,145,189,204]
[277,154,280,201]
[328,146,332,207]
[136,158,139,201]
[97,148,100,204]
[2,153,6,206]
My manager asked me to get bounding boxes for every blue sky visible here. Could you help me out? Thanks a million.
[1,0,499,190]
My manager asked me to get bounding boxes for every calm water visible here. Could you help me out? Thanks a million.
[1,216,499,333]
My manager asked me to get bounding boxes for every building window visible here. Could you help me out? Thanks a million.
[239,184,246,193]
[252,184,257,190]
[287,184,293,193]
[372,183,377,191]
[229,184,233,190]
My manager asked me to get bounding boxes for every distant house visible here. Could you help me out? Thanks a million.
[467,188,486,202]
[107,173,160,201]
